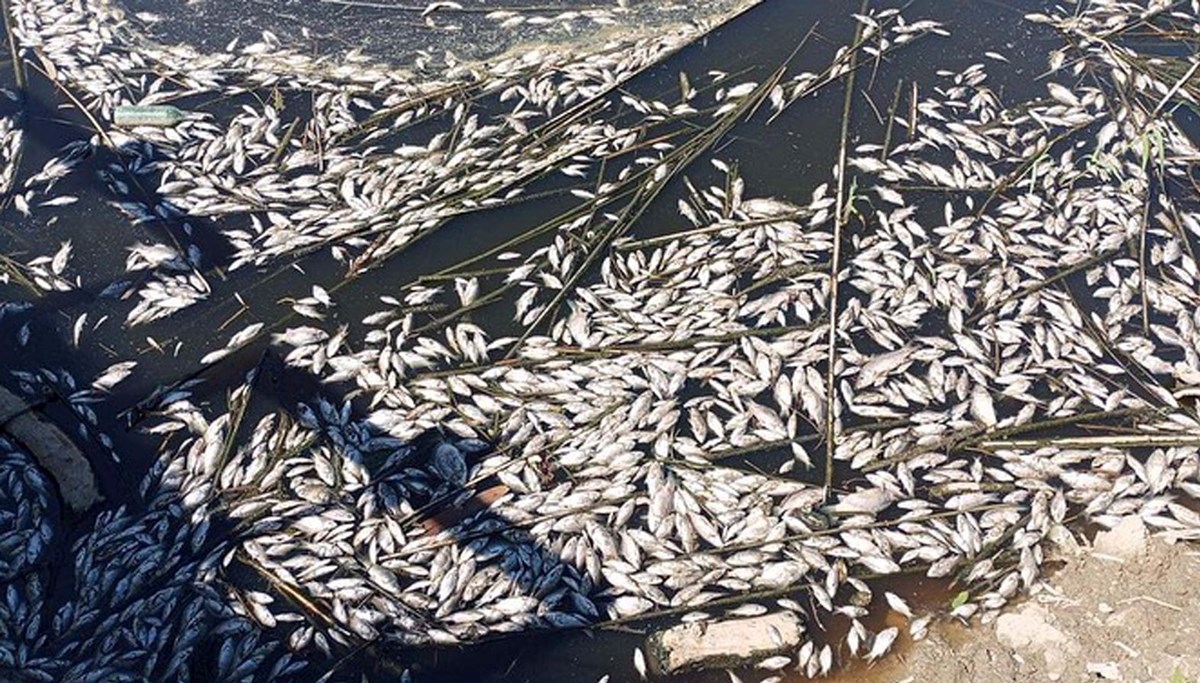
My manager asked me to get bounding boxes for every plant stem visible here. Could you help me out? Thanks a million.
[979,433,1200,450]
[0,0,24,92]
[824,3,865,499]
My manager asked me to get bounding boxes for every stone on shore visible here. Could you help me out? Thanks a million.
[645,612,804,675]
[1093,515,1147,560]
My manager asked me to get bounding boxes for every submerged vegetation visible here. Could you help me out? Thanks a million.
[1,0,1200,681]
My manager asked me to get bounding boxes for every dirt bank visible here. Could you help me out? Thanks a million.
[882,518,1200,683]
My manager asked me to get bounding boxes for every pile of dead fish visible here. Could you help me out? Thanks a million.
[0,0,1199,681]
[0,428,308,682]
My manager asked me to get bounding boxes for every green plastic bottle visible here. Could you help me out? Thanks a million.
[113,105,187,127]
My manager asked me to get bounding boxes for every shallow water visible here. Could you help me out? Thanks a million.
[0,0,1096,681]
[122,0,753,67]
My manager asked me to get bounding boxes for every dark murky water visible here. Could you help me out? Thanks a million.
[0,1,1063,681]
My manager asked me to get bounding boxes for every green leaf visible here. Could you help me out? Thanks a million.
[1170,666,1190,683]
[949,590,969,609]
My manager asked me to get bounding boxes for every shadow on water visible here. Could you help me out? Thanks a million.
[0,63,240,503]
[166,352,596,683]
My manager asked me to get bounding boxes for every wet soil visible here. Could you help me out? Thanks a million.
[852,520,1200,683]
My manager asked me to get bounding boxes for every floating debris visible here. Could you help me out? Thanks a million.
[113,105,186,127]
[0,385,100,512]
